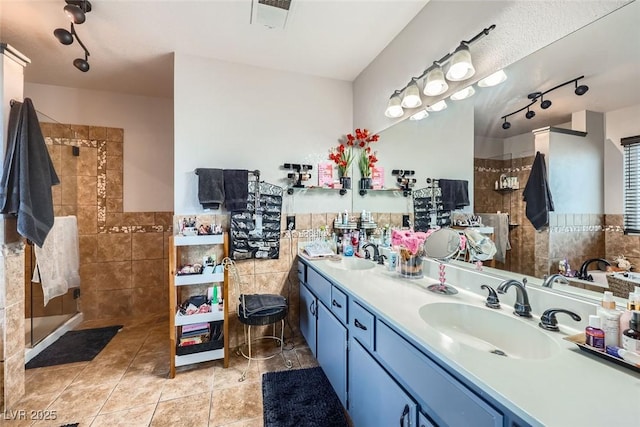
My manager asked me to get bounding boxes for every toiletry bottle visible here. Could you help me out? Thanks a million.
[619,293,639,344]
[585,315,605,351]
[621,311,640,354]
[597,291,622,347]
[343,210,349,225]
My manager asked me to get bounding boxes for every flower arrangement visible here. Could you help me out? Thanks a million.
[391,229,428,257]
[351,128,379,178]
[328,140,354,177]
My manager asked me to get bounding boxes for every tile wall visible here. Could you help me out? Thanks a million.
[39,122,173,322]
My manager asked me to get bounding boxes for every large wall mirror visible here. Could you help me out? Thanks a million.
[352,1,640,302]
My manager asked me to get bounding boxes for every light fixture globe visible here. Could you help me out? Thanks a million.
[410,109,429,121]
[450,86,475,101]
[525,109,536,119]
[54,28,74,45]
[426,100,447,112]
[64,4,86,24]
[401,79,422,108]
[446,44,475,81]
[385,92,404,118]
[423,66,448,96]
[478,69,507,87]
[540,97,552,109]
[502,119,511,130]
[73,57,90,72]
[575,83,589,96]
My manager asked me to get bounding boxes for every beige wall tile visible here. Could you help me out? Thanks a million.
[4,352,25,408]
[5,301,24,358]
[132,259,164,289]
[155,212,173,227]
[97,289,133,318]
[77,147,97,176]
[70,124,90,139]
[106,198,123,214]
[106,170,123,199]
[79,235,98,263]
[77,176,98,205]
[97,233,131,262]
[106,129,124,144]
[89,126,107,140]
[123,212,155,226]
[60,177,78,205]
[77,205,98,235]
[106,155,123,171]
[95,261,132,290]
[132,232,164,260]
[80,263,98,292]
[132,286,167,319]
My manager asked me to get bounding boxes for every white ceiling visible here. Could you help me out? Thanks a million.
[0,0,429,98]
[1,0,638,139]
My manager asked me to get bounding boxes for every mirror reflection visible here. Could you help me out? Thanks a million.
[359,2,640,303]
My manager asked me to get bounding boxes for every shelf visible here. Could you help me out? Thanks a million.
[175,310,224,326]
[287,186,349,195]
[174,271,224,286]
[174,234,225,246]
[493,188,518,194]
[175,348,225,367]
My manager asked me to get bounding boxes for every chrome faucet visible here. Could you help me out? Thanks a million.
[577,258,611,281]
[542,273,570,288]
[362,243,380,262]
[496,279,532,318]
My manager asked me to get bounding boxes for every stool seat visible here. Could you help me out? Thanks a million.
[238,304,287,326]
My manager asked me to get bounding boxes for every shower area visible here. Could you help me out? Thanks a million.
[23,116,87,360]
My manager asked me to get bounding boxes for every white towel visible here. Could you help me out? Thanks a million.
[33,215,80,306]
[479,213,511,264]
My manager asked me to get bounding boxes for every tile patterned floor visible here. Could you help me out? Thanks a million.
[8,315,318,427]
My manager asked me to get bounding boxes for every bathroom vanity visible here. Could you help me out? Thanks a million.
[298,256,639,427]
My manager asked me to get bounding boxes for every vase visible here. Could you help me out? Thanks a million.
[397,253,424,279]
[359,177,372,190]
[340,176,351,189]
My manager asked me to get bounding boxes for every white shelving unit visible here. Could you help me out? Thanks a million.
[168,233,229,378]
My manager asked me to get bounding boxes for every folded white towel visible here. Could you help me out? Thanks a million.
[33,215,80,306]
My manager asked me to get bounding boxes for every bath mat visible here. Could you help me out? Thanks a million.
[26,325,123,369]
[262,367,349,427]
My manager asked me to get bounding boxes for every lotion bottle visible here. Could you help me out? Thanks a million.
[585,315,605,351]
[619,292,639,344]
[597,291,622,347]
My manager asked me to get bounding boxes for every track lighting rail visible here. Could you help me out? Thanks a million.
[500,75,589,129]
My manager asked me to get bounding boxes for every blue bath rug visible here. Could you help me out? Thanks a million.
[262,367,349,427]
[26,325,123,369]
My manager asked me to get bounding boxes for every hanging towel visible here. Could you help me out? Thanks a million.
[523,152,554,231]
[195,168,224,209]
[0,98,60,247]
[224,169,249,211]
[33,216,80,306]
[479,213,511,263]
[439,179,470,211]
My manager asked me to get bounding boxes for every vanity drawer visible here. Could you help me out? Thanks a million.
[419,411,436,427]
[376,320,503,427]
[330,286,348,324]
[349,300,375,351]
[297,261,306,284]
[306,268,331,307]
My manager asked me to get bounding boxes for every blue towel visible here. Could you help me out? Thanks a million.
[0,99,60,247]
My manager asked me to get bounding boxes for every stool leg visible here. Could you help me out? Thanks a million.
[280,319,293,369]
[239,325,252,382]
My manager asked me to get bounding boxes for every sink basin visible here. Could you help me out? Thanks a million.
[323,257,376,271]
[418,303,560,360]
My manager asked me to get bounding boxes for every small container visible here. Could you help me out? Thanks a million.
[387,251,398,271]
[597,291,622,348]
[621,311,640,354]
[585,315,605,351]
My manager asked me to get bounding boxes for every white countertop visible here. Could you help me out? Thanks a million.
[305,257,640,427]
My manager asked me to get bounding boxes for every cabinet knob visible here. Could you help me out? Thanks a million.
[332,299,343,308]
[400,404,410,427]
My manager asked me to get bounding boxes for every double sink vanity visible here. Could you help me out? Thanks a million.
[298,253,639,426]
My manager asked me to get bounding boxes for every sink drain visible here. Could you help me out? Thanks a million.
[490,349,507,357]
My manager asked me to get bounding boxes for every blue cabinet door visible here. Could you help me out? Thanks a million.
[299,283,317,356]
[348,338,416,427]
[317,302,347,408]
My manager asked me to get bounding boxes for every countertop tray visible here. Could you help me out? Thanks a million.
[564,333,640,374]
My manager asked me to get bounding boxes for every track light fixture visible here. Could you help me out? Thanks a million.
[500,75,589,130]
[54,1,92,72]
[384,24,495,119]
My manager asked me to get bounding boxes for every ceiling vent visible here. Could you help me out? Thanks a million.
[251,0,292,29]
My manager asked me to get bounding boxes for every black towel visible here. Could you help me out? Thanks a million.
[224,169,248,211]
[439,179,470,211]
[0,99,60,247]
[241,294,287,316]
[523,151,554,231]
[195,168,224,209]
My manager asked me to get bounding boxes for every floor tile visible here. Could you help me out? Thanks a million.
[209,381,262,426]
[91,403,156,427]
[149,391,211,427]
